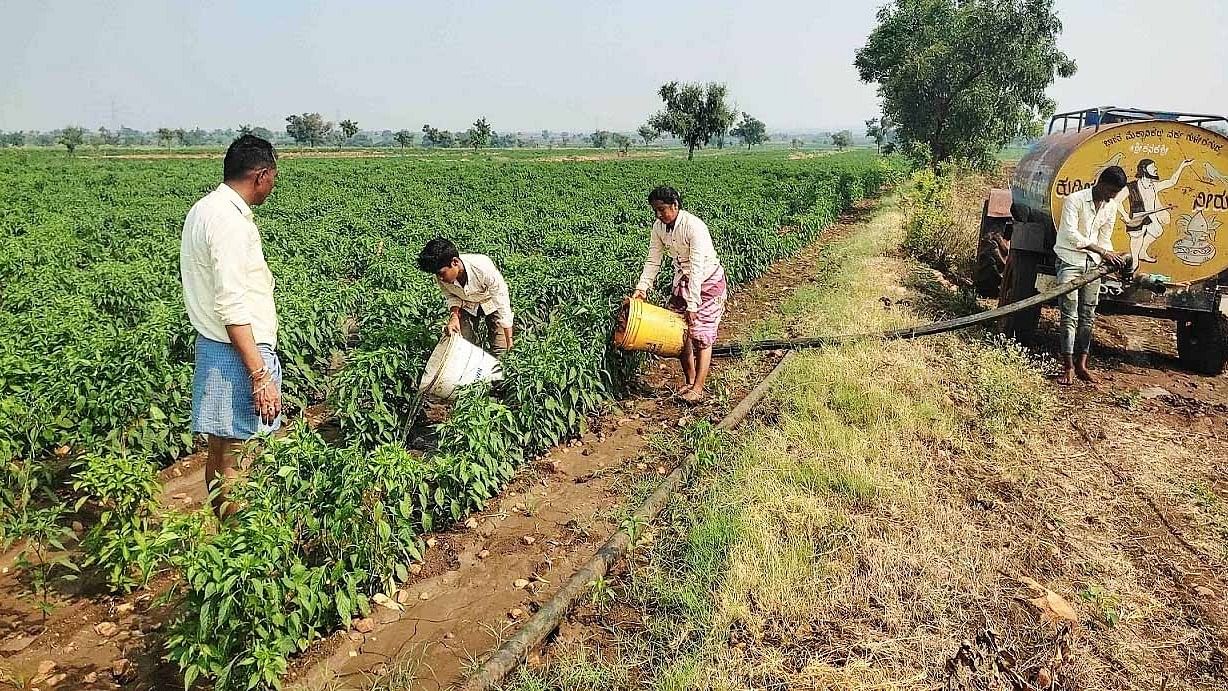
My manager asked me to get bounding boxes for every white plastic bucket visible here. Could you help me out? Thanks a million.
[418,334,504,400]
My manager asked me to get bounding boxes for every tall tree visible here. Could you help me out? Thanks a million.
[250,126,274,140]
[647,81,736,161]
[830,130,853,150]
[855,0,1076,170]
[173,128,187,146]
[394,130,416,149]
[730,113,768,148]
[58,126,85,155]
[285,113,333,147]
[1,131,24,147]
[339,119,359,146]
[637,124,659,146]
[540,129,552,147]
[156,128,174,146]
[612,133,631,154]
[468,117,492,149]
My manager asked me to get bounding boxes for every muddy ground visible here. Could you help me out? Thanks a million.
[0,203,860,690]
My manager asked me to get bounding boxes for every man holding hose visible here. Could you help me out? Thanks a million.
[1053,166,1130,385]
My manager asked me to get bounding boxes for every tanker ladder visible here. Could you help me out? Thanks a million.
[710,264,1123,358]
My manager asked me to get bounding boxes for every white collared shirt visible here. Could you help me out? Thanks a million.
[635,209,723,311]
[1054,187,1128,267]
[437,253,514,329]
[180,183,278,345]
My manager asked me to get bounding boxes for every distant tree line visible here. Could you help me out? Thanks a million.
[2,102,889,156]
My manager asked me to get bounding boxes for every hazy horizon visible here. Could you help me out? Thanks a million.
[2,1,1225,134]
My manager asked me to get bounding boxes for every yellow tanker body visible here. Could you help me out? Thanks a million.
[980,107,1228,375]
[1012,120,1228,285]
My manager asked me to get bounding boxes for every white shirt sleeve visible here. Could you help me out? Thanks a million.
[635,226,665,293]
[207,220,254,326]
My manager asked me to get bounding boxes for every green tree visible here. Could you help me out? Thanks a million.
[467,117,492,150]
[394,130,416,149]
[285,113,333,147]
[58,126,85,155]
[790,137,804,150]
[589,130,611,148]
[855,0,1076,170]
[421,124,455,148]
[831,130,853,150]
[250,126,274,141]
[729,112,768,148]
[865,116,895,154]
[612,133,631,154]
[339,119,359,146]
[173,128,187,146]
[97,127,120,146]
[637,124,659,146]
[156,128,174,146]
[1,131,24,147]
[647,81,737,160]
[237,124,254,137]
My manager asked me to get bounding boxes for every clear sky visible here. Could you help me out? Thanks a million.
[1,0,1225,133]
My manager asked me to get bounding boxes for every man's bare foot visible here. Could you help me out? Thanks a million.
[1056,369,1074,386]
[678,383,693,395]
[680,388,705,404]
[1075,367,1098,383]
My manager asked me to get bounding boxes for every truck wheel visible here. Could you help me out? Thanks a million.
[998,248,1041,342]
[975,229,1009,298]
[1176,313,1228,375]
[974,201,1009,299]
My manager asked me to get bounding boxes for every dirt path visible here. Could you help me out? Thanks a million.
[0,204,868,690]
[286,208,867,690]
[511,201,1228,690]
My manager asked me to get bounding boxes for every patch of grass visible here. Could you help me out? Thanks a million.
[502,643,629,691]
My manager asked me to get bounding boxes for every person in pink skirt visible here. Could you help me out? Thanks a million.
[632,186,728,404]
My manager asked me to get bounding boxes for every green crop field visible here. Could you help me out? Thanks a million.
[0,149,901,688]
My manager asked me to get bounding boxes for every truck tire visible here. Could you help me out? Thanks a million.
[1176,313,1228,375]
[998,248,1041,343]
[975,230,1009,298]
[974,200,1010,299]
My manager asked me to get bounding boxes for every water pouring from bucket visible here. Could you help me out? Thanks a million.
[613,298,688,357]
[418,333,504,400]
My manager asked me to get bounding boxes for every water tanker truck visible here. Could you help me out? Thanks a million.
[977,107,1228,374]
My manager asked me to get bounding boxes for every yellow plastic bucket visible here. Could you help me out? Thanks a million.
[614,299,687,357]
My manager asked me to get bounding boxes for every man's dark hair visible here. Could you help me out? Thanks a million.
[1097,165,1128,189]
[1136,159,1158,180]
[418,237,460,273]
[223,135,277,181]
[647,186,682,206]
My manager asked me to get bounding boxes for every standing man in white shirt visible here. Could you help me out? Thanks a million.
[632,186,728,404]
[180,135,282,518]
[417,238,515,355]
[1053,166,1130,385]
